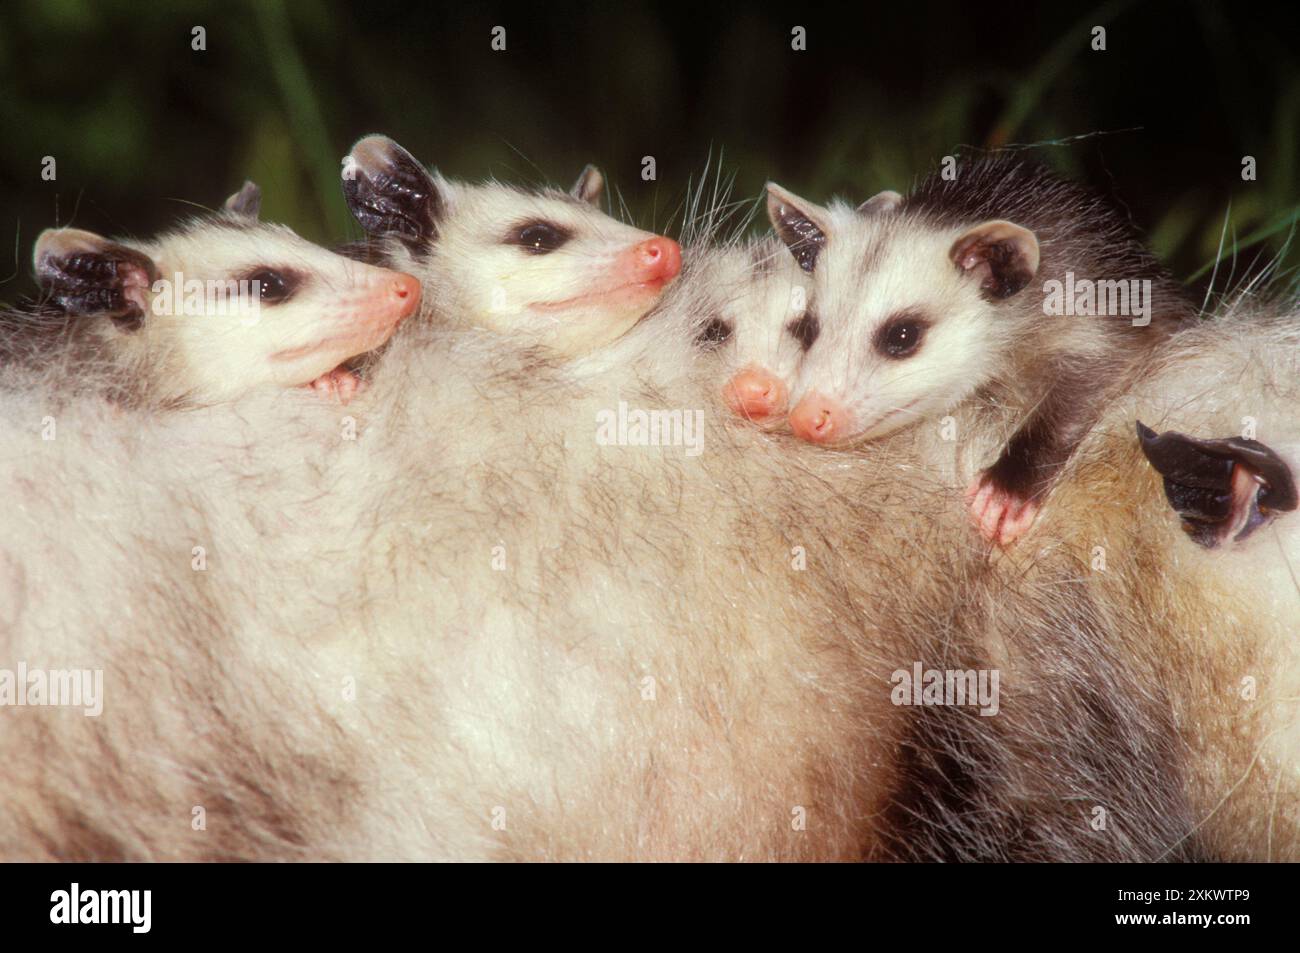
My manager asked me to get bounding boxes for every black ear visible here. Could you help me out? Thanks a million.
[33,228,157,329]
[223,180,262,220]
[949,219,1040,300]
[1137,421,1298,548]
[570,164,604,206]
[857,190,902,215]
[765,182,831,273]
[342,135,444,244]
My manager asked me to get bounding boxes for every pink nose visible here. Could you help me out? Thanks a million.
[722,367,788,420]
[388,272,421,319]
[789,392,851,444]
[631,236,682,283]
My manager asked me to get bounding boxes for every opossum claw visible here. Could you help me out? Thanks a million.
[1137,421,1298,548]
[965,473,1040,547]
[309,368,365,404]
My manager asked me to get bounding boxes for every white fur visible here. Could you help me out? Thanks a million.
[33,220,414,404]
[790,201,1016,439]
[384,176,672,355]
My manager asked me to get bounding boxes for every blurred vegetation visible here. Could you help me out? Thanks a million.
[1,0,1297,299]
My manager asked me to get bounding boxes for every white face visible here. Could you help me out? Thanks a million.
[788,207,1013,445]
[423,181,681,355]
[142,223,419,397]
[696,242,814,423]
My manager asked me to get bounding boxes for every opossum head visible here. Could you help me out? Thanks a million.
[342,134,681,355]
[766,183,1039,446]
[32,181,420,402]
[685,239,815,424]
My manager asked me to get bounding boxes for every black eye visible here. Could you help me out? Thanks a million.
[786,310,820,352]
[247,269,298,303]
[874,311,929,359]
[512,221,571,255]
[696,315,733,349]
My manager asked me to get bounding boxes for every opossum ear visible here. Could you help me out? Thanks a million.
[857,190,903,215]
[222,180,262,220]
[570,165,605,206]
[33,228,157,329]
[766,183,831,273]
[1137,422,1298,548]
[342,135,445,245]
[950,220,1039,300]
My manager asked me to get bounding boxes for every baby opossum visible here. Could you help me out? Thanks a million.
[340,134,681,356]
[766,159,1195,544]
[20,181,420,405]
[684,237,816,424]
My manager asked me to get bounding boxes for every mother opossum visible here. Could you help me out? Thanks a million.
[0,289,969,860]
[0,280,1295,861]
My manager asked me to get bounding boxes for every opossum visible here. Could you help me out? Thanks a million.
[1,180,1295,862]
[5,253,1290,864]
[988,306,1300,861]
[13,181,420,406]
[0,203,990,862]
[0,312,960,860]
[766,159,1195,544]
[340,134,681,356]
[681,237,816,423]
[9,292,1293,863]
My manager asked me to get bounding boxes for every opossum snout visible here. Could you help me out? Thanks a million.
[723,366,788,421]
[622,236,681,286]
[275,268,420,370]
[351,269,421,327]
[789,391,851,444]
[381,272,421,318]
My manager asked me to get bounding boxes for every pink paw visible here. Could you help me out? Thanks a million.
[965,474,1040,547]
[309,368,365,404]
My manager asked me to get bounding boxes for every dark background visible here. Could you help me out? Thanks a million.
[1,0,1297,297]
